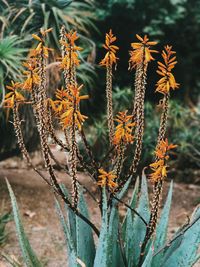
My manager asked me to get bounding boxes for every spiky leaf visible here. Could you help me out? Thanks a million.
[55,199,78,267]
[107,205,125,267]
[76,189,95,267]
[141,244,154,267]
[152,181,173,267]
[122,176,140,240]
[6,179,42,267]
[93,188,108,267]
[126,174,150,267]
[161,206,200,267]
[61,184,77,249]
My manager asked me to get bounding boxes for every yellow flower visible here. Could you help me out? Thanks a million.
[31,28,54,58]
[155,138,177,160]
[60,30,82,69]
[60,84,89,130]
[129,34,158,69]
[3,81,25,108]
[49,87,68,115]
[97,168,118,189]
[156,45,179,94]
[99,29,119,67]
[22,59,40,91]
[149,159,167,182]
[149,139,177,183]
[113,110,135,145]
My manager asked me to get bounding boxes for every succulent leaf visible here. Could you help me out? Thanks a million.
[152,181,173,266]
[6,179,42,267]
[94,188,108,267]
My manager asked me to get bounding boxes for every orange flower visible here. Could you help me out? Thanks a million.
[149,159,167,182]
[22,59,40,91]
[60,30,82,69]
[97,168,118,189]
[156,45,179,94]
[99,29,119,67]
[149,139,177,182]
[49,87,68,115]
[129,34,157,69]
[60,84,89,130]
[113,110,135,145]
[3,81,25,108]
[155,138,177,160]
[31,28,54,58]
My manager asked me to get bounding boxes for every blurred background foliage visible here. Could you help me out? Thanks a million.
[0,0,199,181]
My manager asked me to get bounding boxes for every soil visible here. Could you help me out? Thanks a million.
[0,153,200,267]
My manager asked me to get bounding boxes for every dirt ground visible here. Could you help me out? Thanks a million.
[0,154,200,267]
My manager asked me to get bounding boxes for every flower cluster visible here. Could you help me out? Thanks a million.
[99,29,119,67]
[98,168,118,189]
[113,110,135,146]
[60,30,82,69]
[156,45,179,94]
[31,28,54,58]
[149,139,177,182]
[60,84,89,130]
[49,87,68,115]
[129,34,157,69]
[22,59,40,91]
[4,81,25,108]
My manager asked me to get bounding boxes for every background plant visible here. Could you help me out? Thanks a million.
[0,0,96,160]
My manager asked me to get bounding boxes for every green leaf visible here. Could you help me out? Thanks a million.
[55,199,78,267]
[116,176,132,200]
[107,206,125,267]
[76,189,95,267]
[161,206,200,267]
[122,176,140,240]
[152,181,173,267]
[126,174,150,267]
[141,244,154,267]
[6,179,42,267]
[94,188,108,267]
[60,184,77,249]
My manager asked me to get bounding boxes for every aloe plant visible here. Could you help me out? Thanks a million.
[6,176,200,267]
[3,27,200,266]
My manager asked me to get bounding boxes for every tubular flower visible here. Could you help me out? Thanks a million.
[156,45,179,94]
[22,59,40,91]
[60,30,82,70]
[149,138,177,182]
[155,138,177,160]
[49,87,68,115]
[113,110,135,146]
[149,159,167,182]
[129,34,158,69]
[99,29,119,67]
[4,81,25,108]
[98,168,118,189]
[60,84,89,130]
[31,28,54,58]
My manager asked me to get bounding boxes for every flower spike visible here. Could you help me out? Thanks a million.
[156,45,179,94]
[99,29,119,67]
[4,81,25,108]
[99,30,119,144]
[98,168,118,189]
[113,110,135,146]
[129,34,158,69]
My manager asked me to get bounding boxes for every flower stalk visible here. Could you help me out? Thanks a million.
[100,30,119,145]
